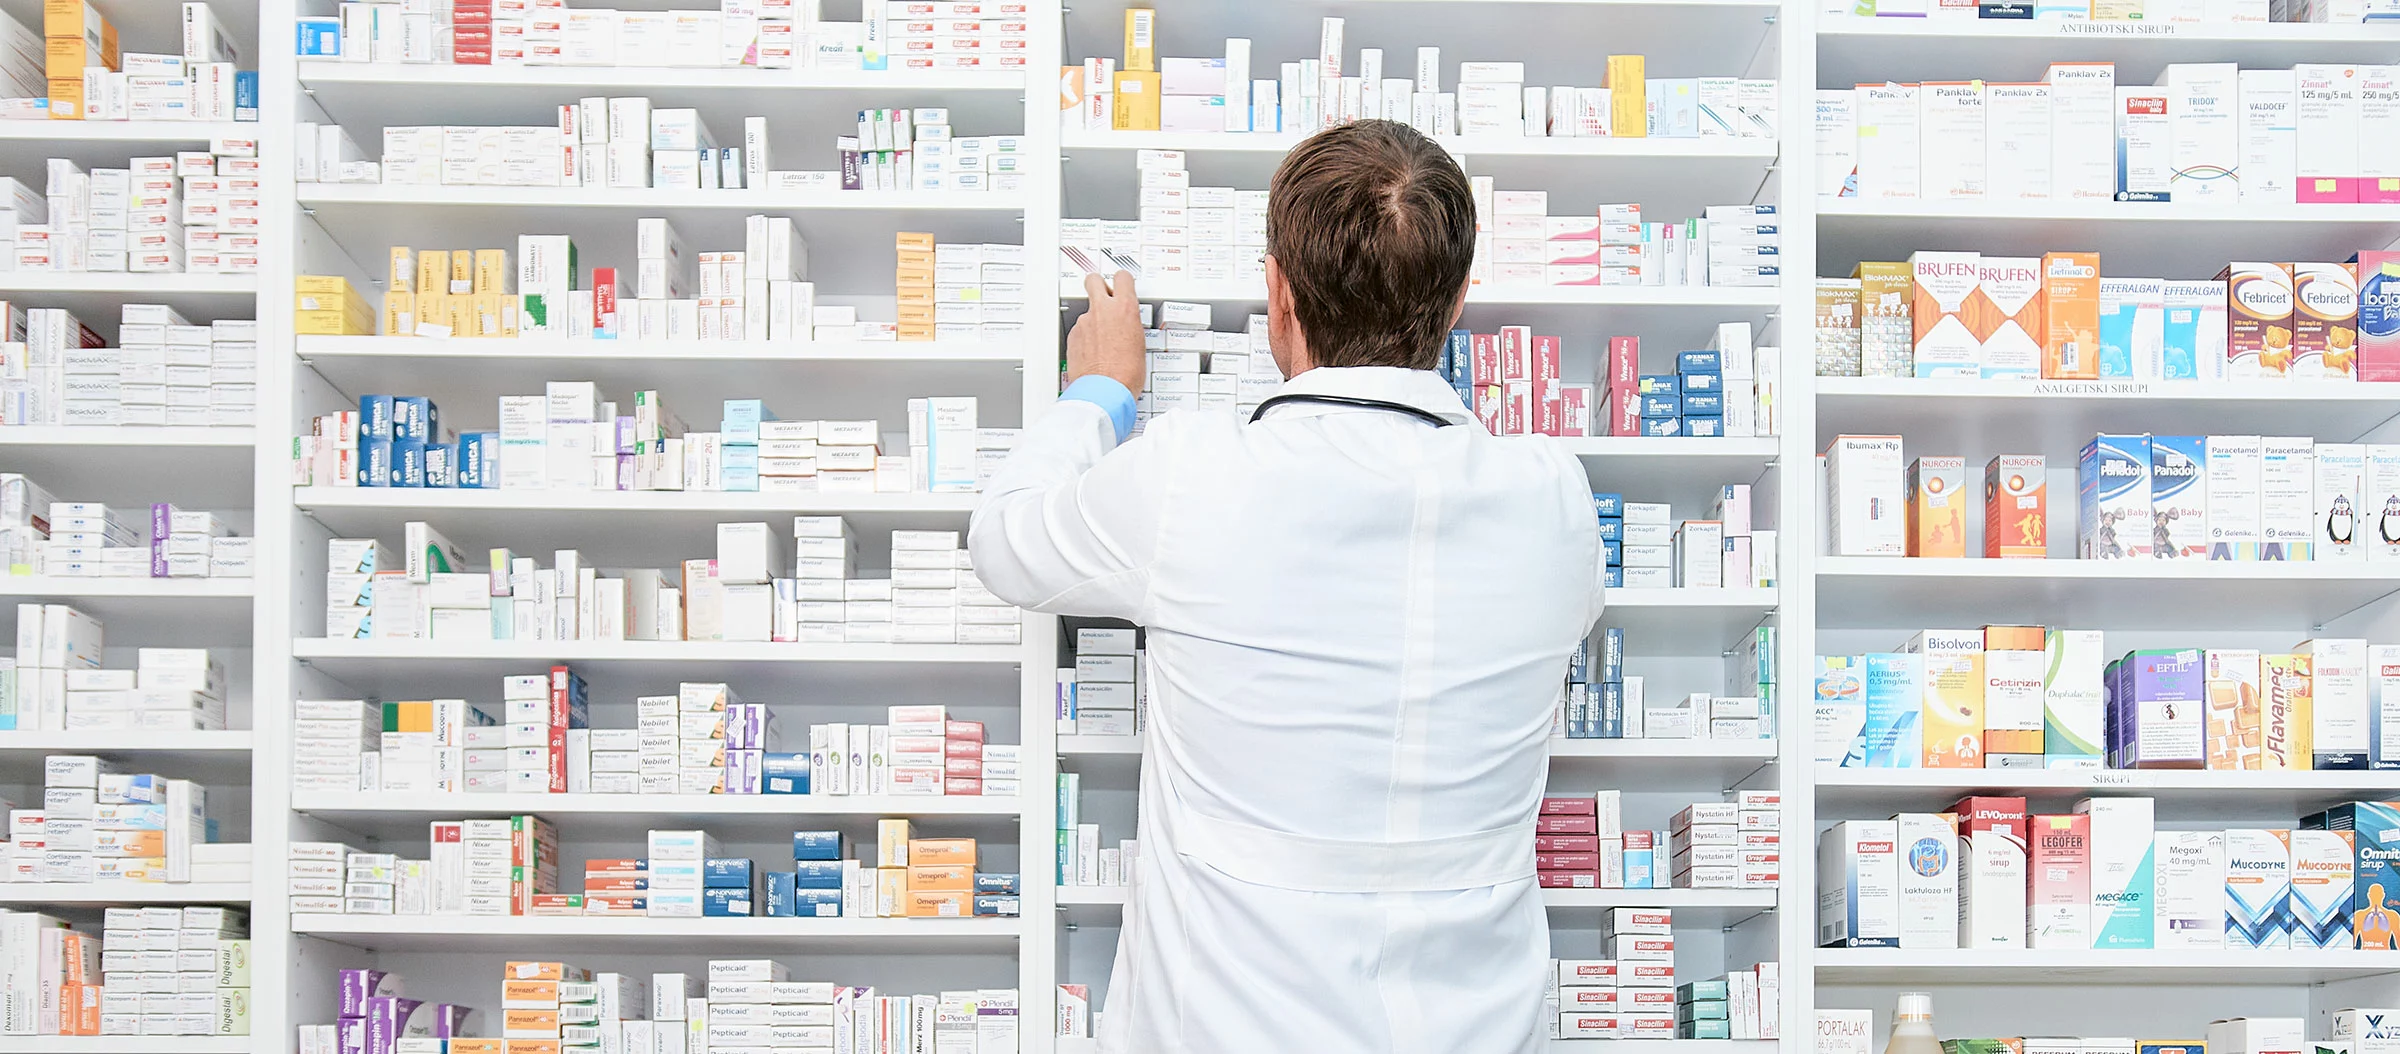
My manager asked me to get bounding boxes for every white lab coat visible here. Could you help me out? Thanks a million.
[969,366,1605,1054]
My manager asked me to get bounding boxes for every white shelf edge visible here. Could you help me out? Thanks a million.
[1061,129,1780,158]
[0,274,258,294]
[1815,376,2400,401]
[12,1039,253,1053]
[0,731,252,752]
[1813,764,2400,791]
[1819,199,2400,223]
[289,913,1022,937]
[1818,17,2400,40]
[1060,279,1779,307]
[297,62,1028,90]
[295,335,1027,362]
[298,185,1029,211]
[0,577,256,598]
[291,488,981,513]
[0,120,253,142]
[0,881,252,904]
[0,426,255,448]
[292,792,1022,816]
[1603,587,1780,607]
[1061,736,1780,760]
[1817,556,2400,581]
[289,639,1023,663]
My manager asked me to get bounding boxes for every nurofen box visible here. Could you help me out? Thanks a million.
[2206,648,2265,771]
[2224,828,2293,949]
[1895,812,1960,949]
[2376,645,2400,769]
[1817,819,1900,948]
[2045,629,2107,767]
[1909,630,1987,768]
[2263,653,2315,771]
[1863,652,1927,768]
[2098,278,2164,379]
[1906,456,1969,558]
[2223,263,2296,378]
[2207,435,2264,561]
[2262,436,2317,561]
[1953,795,2030,948]
[2296,64,2364,202]
[1912,252,1983,377]
[2043,253,2103,379]
[2359,252,2400,382]
[2240,69,2299,204]
[2080,433,2153,560]
[1986,455,2049,559]
[2076,796,2156,948]
[2290,828,2357,949]
[2303,637,2371,769]
[2151,435,2206,559]
[2162,281,2228,381]
[2299,801,2400,950]
[2316,445,2369,565]
[2157,830,2228,947]
[1971,257,2043,378]
[2028,812,2092,949]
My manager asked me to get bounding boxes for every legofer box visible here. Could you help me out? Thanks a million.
[2223,828,2293,949]
[2150,435,2206,559]
[2157,830,2227,948]
[1911,251,1983,376]
[1817,819,1899,948]
[1954,795,2030,948]
[2081,434,2153,560]
[1906,456,1968,558]
[1985,455,2048,559]
[1893,812,1960,949]
[2077,796,2157,948]
[2028,812,2091,949]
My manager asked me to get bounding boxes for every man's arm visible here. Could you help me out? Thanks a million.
[966,271,1158,619]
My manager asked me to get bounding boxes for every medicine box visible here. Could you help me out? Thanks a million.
[1817,819,1899,947]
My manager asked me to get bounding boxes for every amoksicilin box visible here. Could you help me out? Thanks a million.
[2224,828,2293,949]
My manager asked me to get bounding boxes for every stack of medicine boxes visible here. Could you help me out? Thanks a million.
[507,666,584,792]
[667,680,732,795]
[1639,348,1726,438]
[635,217,692,308]
[498,961,594,1048]
[719,399,765,491]
[288,841,353,912]
[1595,493,1626,587]
[1676,976,1731,1039]
[1560,633,1597,738]
[294,274,373,336]
[795,516,856,641]
[1707,205,1779,288]
[896,231,933,341]
[1621,500,1673,588]
[1073,627,1138,735]
[48,502,138,576]
[645,828,713,918]
[153,504,237,578]
[379,699,496,793]
[579,853,644,915]
[1536,796,1604,888]
[772,829,846,916]
[1608,907,1678,1035]
[343,848,395,914]
[18,601,105,719]
[1670,793,1780,889]
[99,905,251,1036]
[293,699,374,792]
[327,537,386,637]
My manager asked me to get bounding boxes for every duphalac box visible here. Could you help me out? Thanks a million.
[2358,252,2400,382]
[1907,456,1969,558]
[2261,436,2317,561]
[1910,630,1987,768]
[2290,828,2357,949]
[2043,252,2103,379]
[1953,795,2030,948]
[1893,812,1961,949]
[1985,625,2047,762]
[2046,629,2107,767]
[1818,819,1900,948]
[1971,257,2044,378]
[2223,263,2297,378]
[1911,251,1984,377]
[2151,435,2207,559]
[2294,262,2361,380]
[2300,801,2400,950]
[2157,830,2227,948]
[2304,638,2371,769]
[2077,796,2157,948]
[2081,434,2153,560]
[1863,652,1927,768]
[2028,812,2092,949]
[2121,649,2206,769]
[2207,435,2264,561]
[2206,649,2265,771]
[2374,645,2400,770]
[2263,653,2315,771]
[1986,455,2049,559]
[2224,828,2293,949]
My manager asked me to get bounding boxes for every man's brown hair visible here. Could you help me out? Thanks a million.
[1265,119,1477,371]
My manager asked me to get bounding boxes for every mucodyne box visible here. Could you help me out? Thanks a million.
[1863,652,1926,768]
[1894,812,1961,949]
[2151,435,2207,559]
[2046,629,2106,767]
[2303,637,2371,769]
[1910,630,1987,768]
[1818,819,1900,947]
[2224,828,2293,948]
[2290,828,2357,949]
[2206,648,2264,771]
[2082,434,2153,560]
[2077,796,2157,948]
[2264,653,2315,770]
[2156,830,2227,947]
[1954,795,2030,948]
[2028,812,2092,949]
[2207,435,2263,560]
[2299,801,2400,951]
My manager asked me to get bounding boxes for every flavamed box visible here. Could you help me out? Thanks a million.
[2263,653,2315,771]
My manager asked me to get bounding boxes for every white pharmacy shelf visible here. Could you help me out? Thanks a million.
[0,120,252,142]
[1060,735,1780,787]
[1058,886,1778,927]
[1813,376,2400,443]
[297,62,1026,91]
[1555,437,1781,496]
[290,913,1024,953]
[0,577,255,646]
[1600,588,1778,652]
[1060,278,1780,309]
[0,576,254,598]
[296,335,1026,364]
[1813,948,2400,985]
[1549,1044,1781,1054]
[298,184,1028,212]
[0,426,254,448]
[1817,18,2400,88]
[290,486,979,550]
[1062,128,1780,159]
[1815,197,2400,278]
[1814,556,2400,631]
[0,272,257,294]
[0,731,253,783]
[286,638,1027,700]
[1818,198,2400,225]
[0,881,252,906]
[294,791,1024,840]
[1814,765,2400,816]
[292,487,979,514]
[291,638,1020,664]
[13,1040,253,1054]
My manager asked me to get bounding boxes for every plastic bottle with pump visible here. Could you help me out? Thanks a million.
[1887,992,1940,1054]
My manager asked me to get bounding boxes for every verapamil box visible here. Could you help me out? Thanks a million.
[2028,812,2092,949]
[1985,455,2048,558]
[2042,252,2102,378]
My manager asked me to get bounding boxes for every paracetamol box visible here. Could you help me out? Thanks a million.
[2098,278,2164,379]
[2374,645,2400,769]
[2160,63,2240,202]
[2046,629,2106,767]
[1911,252,1982,376]
[2049,63,2119,200]
[1954,795,2030,948]
[1863,652,1926,768]
[2081,434,2153,560]
[2151,435,2206,559]
[2077,796,2157,948]
[1884,813,1955,951]
[2240,69,2299,203]
[2029,813,2092,949]
[1972,257,2044,378]
[2317,443,2370,566]
[2207,435,2263,560]
[2360,252,2400,382]
[2207,648,2264,771]
[2162,281,2227,381]
[2225,828,2293,948]
[2296,64,2364,202]
[2303,801,2400,950]
[2304,637,2371,768]
[2264,653,2315,770]
[1910,630,1987,768]
[2291,828,2357,948]
[2371,446,2400,563]
[2158,830,2227,947]
[1820,820,1900,947]
[2262,436,2317,561]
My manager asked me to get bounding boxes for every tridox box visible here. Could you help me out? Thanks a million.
[1894,812,1960,949]
[2264,652,2315,770]
[1954,795,2030,948]
[2224,828,2293,949]
[1818,819,1900,948]
[2290,828,2357,949]
[2160,63,2240,203]
[2150,435,2206,559]
[2045,629,2107,767]
[2305,637,2371,769]
[2207,435,2264,560]
[1911,251,1983,376]
[2157,830,2227,948]
[2081,434,2153,560]
[1986,455,2049,559]
[2028,812,2092,949]
[2300,801,2400,950]
[2077,796,2157,948]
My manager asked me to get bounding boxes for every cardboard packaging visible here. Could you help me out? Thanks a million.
[2302,638,2370,768]
[2045,629,2107,767]
[2081,433,2153,560]
[2042,253,2103,379]
[2262,653,2314,770]
[1910,630,1987,768]
[1818,820,1900,947]
[2224,263,2297,378]
[1893,812,1960,949]
[2151,435,2207,559]
[2358,251,2400,382]
[1970,257,2044,379]
[2077,796,2157,948]
[1985,455,2049,559]
[1953,795,2030,948]
[1985,624,2047,761]
[2157,830,2227,948]
[2207,435,2265,561]
[1911,251,1983,376]
[1907,456,1969,558]
[2223,828,2293,949]
[1828,435,1906,556]
[2028,812,2092,949]
[2206,649,2265,771]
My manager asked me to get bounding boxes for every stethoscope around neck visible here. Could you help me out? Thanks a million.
[1247,394,1456,428]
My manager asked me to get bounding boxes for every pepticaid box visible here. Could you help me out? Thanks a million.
[2301,801,2400,951]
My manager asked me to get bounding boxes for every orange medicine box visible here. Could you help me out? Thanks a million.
[503,962,581,981]
[1906,456,1969,558]
[906,889,971,917]
[503,1009,561,1035]
[908,838,976,865]
[2043,252,2101,379]
[907,863,974,891]
[504,1042,561,1054]
[1983,455,2046,558]
[2221,262,2296,378]
[449,1042,506,1054]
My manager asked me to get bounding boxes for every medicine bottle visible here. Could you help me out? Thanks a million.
[1887,991,1941,1054]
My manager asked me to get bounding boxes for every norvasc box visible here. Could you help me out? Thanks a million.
[2224,828,2293,949]
[2290,828,2358,949]
[2081,434,2153,559]
[2301,801,2400,951]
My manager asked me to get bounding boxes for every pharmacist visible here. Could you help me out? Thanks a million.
[971,120,1606,1053]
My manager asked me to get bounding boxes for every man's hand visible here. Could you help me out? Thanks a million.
[1068,270,1145,395]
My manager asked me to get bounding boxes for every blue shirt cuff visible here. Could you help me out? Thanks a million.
[1061,375,1136,444]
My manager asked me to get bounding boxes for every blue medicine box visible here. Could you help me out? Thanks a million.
[1640,393,1681,418]
[458,433,496,488]
[721,400,775,444]
[1567,638,1591,683]
[702,859,752,888]
[423,442,455,488]
[234,71,258,121]
[1590,492,1624,517]
[764,753,811,795]
[394,439,426,488]
[701,887,753,916]
[1601,627,1625,683]
[1677,350,1722,374]
[1637,374,1680,395]
[1679,372,1721,393]
[763,872,796,916]
[1604,565,1625,588]
[296,18,341,56]
[790,889,844,916]
[1682,391,1724,415]
[395,397,437,442]
[1599,682,1625,738]
[974,896,1021,917]
[792,860,844,889]
[1602,538,1622,566]
[791,831,842,861]
[975,873,1021,895]
[1595,517,1622,542]
[358,395,394,441]
[359,438,393,487]
[1640,417,1683,437]
[1684,414,1725,438]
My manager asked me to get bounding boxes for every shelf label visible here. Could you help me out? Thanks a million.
[2057,21,2182,33]
[2084,771,2156,787]
[2030,381,2152,397]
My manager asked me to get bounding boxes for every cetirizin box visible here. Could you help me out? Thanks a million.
[2303,637,2371,768]
[1970,257,2043,378]
[2291,828,2357,949]
[2043,253,2102,379]
[2151,435,2207,559]
[2077,796,2157,948]
[1906,456,1969,558]
[1954,795,2030,948]
[2205,648,2264,771]
[2263,652,2315,770]
[1985,625,2047,762]
[1863,652,1926,768]
[1909,630,1987,768]
[2208,435,2264,560]
[2045,629,2106,767]
[2028,812,2092,949]
[2157,830,2227,947]
[2224,828,2293,949]
[1894,812,1960,949]
[2081,433,2153,560]
[1911,251,1983,376]
[1818,819,1900,947]
[2261,436,2317,561]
